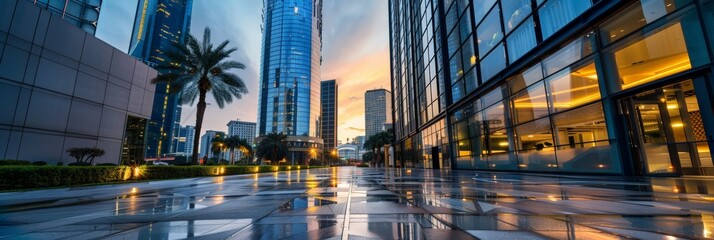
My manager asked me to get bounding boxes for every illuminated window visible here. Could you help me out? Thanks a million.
[546,61,600,113]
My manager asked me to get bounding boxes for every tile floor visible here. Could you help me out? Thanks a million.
[1,167,713,239]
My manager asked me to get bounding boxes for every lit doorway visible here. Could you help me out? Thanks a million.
[621,79,714,176]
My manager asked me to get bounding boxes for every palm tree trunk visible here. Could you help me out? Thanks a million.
[230,148,235,165]
[192,90,208,165]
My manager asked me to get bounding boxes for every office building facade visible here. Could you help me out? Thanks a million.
[389,0,714,176]
[320,80,338,150]
[257,0,324,164]
[199,130,224,159]
[129,0,193,158]
[174,125,195,156]
[227,120,257,145]
[365,89,393,137]
[32,0,101,35]
[0,0,155,164]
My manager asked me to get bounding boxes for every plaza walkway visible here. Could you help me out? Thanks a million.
[0,167,713,239]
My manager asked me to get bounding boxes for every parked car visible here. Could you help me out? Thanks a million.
[153,161,169,166]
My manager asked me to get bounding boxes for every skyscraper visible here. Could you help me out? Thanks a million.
[129,0,193,158]
[258,0,324,164]
[199,130,224,159]
[389,0,714,176]
[32,0,102,35]
[365,89,392,138]
[227,120,257,146]
[320,80,338,151]
[174,125,195,156]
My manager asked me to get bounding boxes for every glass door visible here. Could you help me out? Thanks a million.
[621,80,714,175]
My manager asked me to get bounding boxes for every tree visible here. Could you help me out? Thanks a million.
[66,147,105,165]
[237,138,253,163]
[361,152,374,162]
[152,27,248,164]
[220,135,247,165]
[211,135,227,163]
[256,132,288,165]
[363,130,394,166]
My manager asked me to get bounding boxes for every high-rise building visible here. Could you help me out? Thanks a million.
[257,0,324,164]
[199,130,224,159]
[227,120,257,145]
[32,0,102,35]
[174,125,195,156]
[320,80,338,150]
[389,0,714,176]
[365,89,392,137]
[0,0,155,164]
[129,0,193,158]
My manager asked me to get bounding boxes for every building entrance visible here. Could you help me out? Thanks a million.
[621,79,714,176]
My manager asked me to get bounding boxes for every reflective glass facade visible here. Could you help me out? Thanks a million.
[390,0,714,176]
[320,80,337,150]
[258,0,323,164]
[365,89,392,138]
[33,0,101,35]
[129,0,193,158]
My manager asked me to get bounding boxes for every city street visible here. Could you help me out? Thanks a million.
[1,167,713,239]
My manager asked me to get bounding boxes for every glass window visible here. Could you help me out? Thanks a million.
[501,0,532,33]
[482,101,506,131]
[538,0,592,39]
[506,18,537,63]
[546,61,600,113]
[480,44,506,82]
[515,118,556,170]
[473,0,497,25]
[552,103,608,147]
[477,5,503,57]
[512,81,549,124]
[542,34,595,76]
[614,12,709,90]
[507,63,543,94]
[600,0,688,45]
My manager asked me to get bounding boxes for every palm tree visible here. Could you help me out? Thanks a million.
[152,27,248,164]
[364,130,394,166]
[237,138,253,163]
[221,135,244,165]
[211,135,227,163]
[256,132,289,165]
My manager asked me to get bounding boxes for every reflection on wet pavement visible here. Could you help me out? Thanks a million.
[1,167,714,239]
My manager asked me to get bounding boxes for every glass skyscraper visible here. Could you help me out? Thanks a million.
[390,0,714,176]
[32,0,102,35]
[258,0,324,164]
[321,80,337,151]
[129,0,193,158]
[365,89,392,138]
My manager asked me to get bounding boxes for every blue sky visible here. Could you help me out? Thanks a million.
[95,1,390,143]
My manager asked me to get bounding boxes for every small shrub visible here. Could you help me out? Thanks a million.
[31,161,47,166]
[56,162,64,166]
[0,160,31,166]
[66,147,105,165]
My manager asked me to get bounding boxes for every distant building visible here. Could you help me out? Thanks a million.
[365,89,392,137]
[129,0,193,158]
[174,125,195,156]
[227,120,257,145]
[199,130,225,159]
[353,136,366,150]
[382,123,393,132]
[32,0,102,35]
[320,80,338,151]
[336,144,359,160]
[0,0,155,164]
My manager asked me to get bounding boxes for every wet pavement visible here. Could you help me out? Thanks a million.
[1,167,714,239]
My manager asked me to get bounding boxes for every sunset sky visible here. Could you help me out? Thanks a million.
[96,1,390,143]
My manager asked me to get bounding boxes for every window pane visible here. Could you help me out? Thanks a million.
[552,102,608,147]
[600,0,687,45]
[538,0,592,39]
[615,13,709,90]
[547,62,600,113]
[557,141,616,173]
[508,63,543,95]
[482,101,506,131]
[473,0,497,25]
[506,18,537,63]
[477,5,503,57]
[517,148,557,170]
[480,44,506,82]
[501,0,532,33]
[481,87,503,108]
[542,34,595,76]
[515,118,554,150]
[512,81,549,124]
